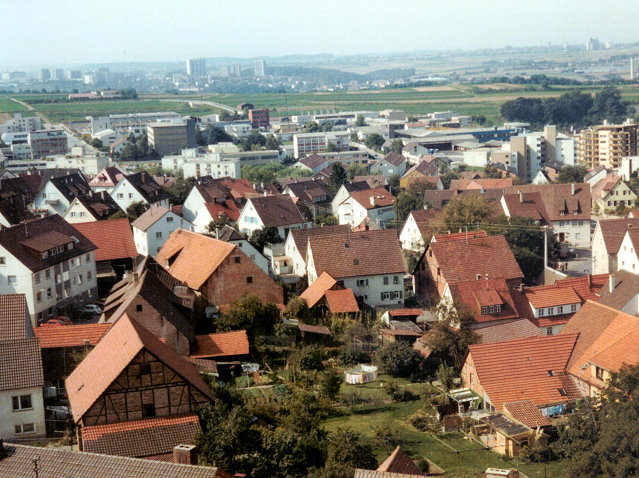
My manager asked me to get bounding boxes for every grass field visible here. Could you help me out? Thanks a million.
[22,99,224,123]
[322,377,568,478]
[0,97,31,113]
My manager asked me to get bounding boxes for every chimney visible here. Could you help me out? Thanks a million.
[609,274,615,294]
[370,196,376,207]
[518,282,524,292]
[519,191,524,203]
[173,445,198,465]
[571,183,575,195]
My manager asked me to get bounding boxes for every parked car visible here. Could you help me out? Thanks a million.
[79,304,103,315]
[41,316,73,326]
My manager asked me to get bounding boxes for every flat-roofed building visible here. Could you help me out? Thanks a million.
[147,120,196,156]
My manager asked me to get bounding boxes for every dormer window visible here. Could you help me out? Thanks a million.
[480,304,502,315]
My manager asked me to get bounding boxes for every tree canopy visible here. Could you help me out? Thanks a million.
[216,294,280,338]
[364,134,385,151]
[557,165,588,184]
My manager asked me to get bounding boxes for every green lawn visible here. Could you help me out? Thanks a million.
[0,97,31,114]
[323,378,569,478]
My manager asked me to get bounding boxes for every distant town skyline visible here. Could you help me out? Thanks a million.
[3,0,639,68]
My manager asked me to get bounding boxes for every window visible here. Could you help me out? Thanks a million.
[246,276,253,284]
[356,279,369,287]
[0,257,6,265]
[390,291,402,300]
[570,304,577,312]
[12,394,32,411]
[547,370,554,376]
[547,327,553,336]
[128,193,133,199]
[393,275,400,285]
[383,276,389,285]
[595,366,604,380]
[8,275,16,285]
[36,292,42,303]
[46,288,52,298]
[14,423,35,435]
[45,268,50,279]
[77,274,83,285]
[166,216,174,223]
[155,232,163,239]
[136,304,143,312]
[538,308,545,317]
[117,193,123,199]
[558,388,567,397]
[87,271,92,281]
[70,258,75,267]
[234,256,241,264]
[381,292,390,300]
[85,253,91,263]
[557,305,563,314]
[35,273,41,284]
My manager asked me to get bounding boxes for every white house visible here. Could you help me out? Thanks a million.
[399,209,435,252]
[591,218,639,274]
[182,177,255,224]
[162,148,241,180]
[336,187,396,229]
[369,152,407,177]
[111,171,170,211]
[0,215,98,325]
[87,166,126,194]
[283,225,351,277]
[132,205,194,257]
[92,129,122,148]
[237,195,312,240]
[216,225,270,275]
[616,229,639,274]
[306,229,406,308]
[31,172,92,216]
[62,191,122,223]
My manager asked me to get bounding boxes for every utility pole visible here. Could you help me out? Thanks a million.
[543,225,549,270]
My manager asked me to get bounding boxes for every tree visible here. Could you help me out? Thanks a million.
[364,134,385,151]
[249,226,282,251]
[322,428,377,477]
[557,165,588,183]
[354,114,366,127]
[167,171,196,205]
[389,138,404,154]
[375,341,423,378]
[290,344,325,372]
[216,294,280,338]
[321,121,334,132]
[554,364,639,477]
[265,134,281,151]
[327,163,348,194]
[318,368,342,400]
[325,141,339,152]
[90,138,103,149]
[345,163,368,180]
[125,201,148,220]
[438,196,494,233]
[305,121,321,133]
[439,170,459,189]
[285,296,310,322]
[240,131,266,151]
[200,125,233,145]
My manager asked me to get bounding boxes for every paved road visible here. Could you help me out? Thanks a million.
[164,98,240,115]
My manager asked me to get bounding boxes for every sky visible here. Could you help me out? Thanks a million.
[3,0,639,68]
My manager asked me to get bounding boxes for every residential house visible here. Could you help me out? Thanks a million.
[62,191,123,223]
[299,271,360,315]
[474,319,540,344]
[0,215,98,325]
[370,152,407,177]
[87,166,126,193]
[73,219,139,295]
[355,445,445,477]
[35,323,111,389]
[32,172,92,216]
[598,269,639,315]
[423,188,504,211]
[283,179,332,218]
[584,165,609,187]
[237,195,313,240]
[100,256,196,357]
[591,174,637,214]
[560,301,639,397]
[461,334,581,413]
[216,224,270,275]
[295,153,330,174]
[616,227,639,274]
[353,175,389,189]
[283,224,351,277]
[66,314,214,459]
[182,176,257,224]
[336,187,396,229]
[415,231,523,304]
[473,413,548,458]
[111,172,170,212]
[330,181,371,215]
[399,209,438,252]
[155,229,283,310]
[132,205,194,257]
[191,330,250,371]
[306,229,406,308]
[400,161,440,189]
[0,441,230,478]
[499,191,551,226]
[0,294,45,440]
[402,142,431,164]
[591,218,639,274]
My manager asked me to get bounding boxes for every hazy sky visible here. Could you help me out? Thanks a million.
[3,0,639,68]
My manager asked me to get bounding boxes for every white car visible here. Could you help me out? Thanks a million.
[79,304,102,315]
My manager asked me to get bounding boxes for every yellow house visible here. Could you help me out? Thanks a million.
[592,175,637,215]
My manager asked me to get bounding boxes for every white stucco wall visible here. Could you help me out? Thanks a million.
[0,387,46,439]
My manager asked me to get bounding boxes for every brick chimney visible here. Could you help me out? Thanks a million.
[173,444,198,465]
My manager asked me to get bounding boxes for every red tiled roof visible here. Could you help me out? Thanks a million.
[350,187,396,210]
[34,323,111,348]
[192,330,249,358]
[524,286,581,309]
[554,274,609,301]
[0,294,29,341]
[503,400,552,428]
[247,195,308,227]
[73,219,138,261]
[324,288,359,313]
[389,308,424,317]
[377,446,425,476]
[596,218,639,255]
[204,199,241,222]
[131,205,172,232]
[467,334,580,410]
[430,234,523,285]
[88,166,125,188]
[501,191,551,225]
[66,314,214,423]
[80,414,201,458]
[504,183,590,221]
[0,338,43,391]
[450,178,514,190]
[298,323,331,335]
[408,208,439,237]
[561,301,639,382]
[432,229,488,243]
[300,271,338,308]
[382,152,406,167]
[475,319,539,344]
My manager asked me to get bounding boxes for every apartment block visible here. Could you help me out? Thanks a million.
[577,123,638,169]
[293,132,350,159]
[2,113,41,134]
[28,129,68,159]
[147,120,196,156]
[248,108,270,129]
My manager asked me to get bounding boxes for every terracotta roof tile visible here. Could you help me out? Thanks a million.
[596,218,639,255]
[554,274,609,301]
[0,337,43,391]
[0,294,29,340]
[80,414,201,458]
[192,330,249,358]
[247,195,308,227]
[408,209,439,237]
[388,308,424,317]
[377,446,425,476]
[524,286,581,309]
[429,234,523,285]
[66,314,214,423]
[504,183,590,221]
[382,152,406,167]
[34,323,111,348]
[309,229,405,279]
[132,205,172,231]
[324,289,359,313]
[298,323,331,335]
[450,178,514,190]
[355,470,426,478]
[503,400,552,428]
[350,187,396,210]
[203,200,241,222]
[502,191,551,225]
[475,319,539,344]
[0,443,226,478]
[300,271,338,308]
[73,219,138,261]
[467,334,580,410]
[290,225,350,264]
[432,229,488,243]
[88,166,126,188]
